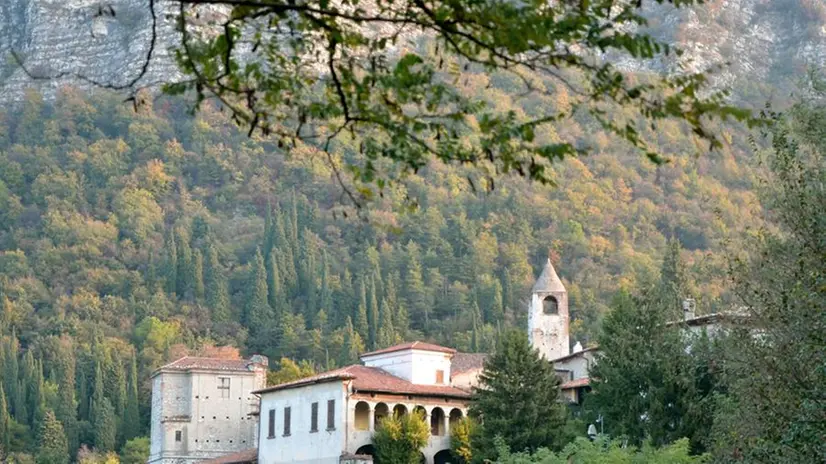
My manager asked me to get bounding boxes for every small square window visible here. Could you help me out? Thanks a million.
[218,377,231,398]
[175,430,182,442]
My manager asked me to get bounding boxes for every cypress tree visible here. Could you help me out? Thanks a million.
[246,248,273,350]
[91,362,117,452]
[192,248,205,302]
[299,230,318,321]
[354,281,369,342]
[267,251,283,318]
[501,268,513,315]
[341,317,364,366]
[404,252,428,331]
[77,369,89,422]
[204,243,230,324]
[122,356,141,441]
[37,410,69,464]
[367,278,379,349]
[2,337,19,420]
[164,230,177,295]
[53,342,77,454]
[0,388,10,456]
[319,250,332,313]
[377,298,396,349]
[175,227,193,299]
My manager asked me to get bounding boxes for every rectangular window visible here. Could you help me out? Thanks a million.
[283,406,291,436]
[175,430,182,442]
[310,402,319,432]
[436,369,445,384]
[267,409,275,439]
[218,377,231,399]
[326,399,336,430]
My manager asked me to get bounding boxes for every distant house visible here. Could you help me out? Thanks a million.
[147,355,268,464]
[253,341,471,464]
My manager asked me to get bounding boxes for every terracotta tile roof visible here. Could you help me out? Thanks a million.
[361,341,457,357]
[254,364,471,399]
[201,448,257,463]
[451,353,488,375]
[154,356,258,374]
[560,377,590,389]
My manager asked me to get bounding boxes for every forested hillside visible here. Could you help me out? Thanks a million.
[0,81,762,457]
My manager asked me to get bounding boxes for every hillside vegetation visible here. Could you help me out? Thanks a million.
[0,83,762,454]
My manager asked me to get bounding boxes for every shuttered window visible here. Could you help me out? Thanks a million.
[326,399,336,430]
[283,406,291,436]
[310,402,319,432]
[267,409,275,438]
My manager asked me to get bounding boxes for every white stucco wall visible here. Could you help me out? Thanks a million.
[554,352,594,380]
[257,381,347,464]
[451,368,483,391]
[361,350,452,385]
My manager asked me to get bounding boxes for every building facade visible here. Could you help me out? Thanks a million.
[148,356,268,464]
[254,342,471,464]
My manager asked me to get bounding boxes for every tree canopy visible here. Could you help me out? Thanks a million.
[469,330,566,459]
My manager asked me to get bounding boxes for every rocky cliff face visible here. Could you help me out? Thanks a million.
[1,0,824,102]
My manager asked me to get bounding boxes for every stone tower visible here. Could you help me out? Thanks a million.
[528,258,570,360]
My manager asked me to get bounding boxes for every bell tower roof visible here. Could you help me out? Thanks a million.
[532,258,566,293]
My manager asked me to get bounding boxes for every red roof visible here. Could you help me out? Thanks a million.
[201,448,257,463]
[361,341,457,357]
[254,364,471,399]
[560,377,590,389]
[153,357,259,376]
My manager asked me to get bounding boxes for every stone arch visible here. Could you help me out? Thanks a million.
[430,407,446,436]
[413,405,426,420]
[354,401,370,431]
[393,404,408,417]
[434,449,454,464]
[543,295,559,314]
[374,402,390,427]
[356,444,375,457]
[449,408,463,429]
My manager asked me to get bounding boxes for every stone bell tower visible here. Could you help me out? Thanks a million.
[528,258,570,360]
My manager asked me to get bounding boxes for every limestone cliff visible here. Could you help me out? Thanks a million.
[1,0,824,102]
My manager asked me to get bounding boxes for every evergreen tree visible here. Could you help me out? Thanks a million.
[245,248,274,351]
[53,342,78,454]
[175,227,194,299]
[2,337,19,421]
[377,298,396,348]
[319,250,333,314]
[192,248,205,302]
[0,388,10,457]
[367,278,379,349]
[91,363,116,452]
[204,242,230,324]
[37,410,68,464]
[354,281,369,342]
[164,230,177,295]
[122,357,141,441]
[469,330,566,460]
[587,288,710,451]
[267,252,283,318]
[341,317,364,366]
[404,250,429,330]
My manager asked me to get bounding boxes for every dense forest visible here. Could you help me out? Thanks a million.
[0,77,764,460]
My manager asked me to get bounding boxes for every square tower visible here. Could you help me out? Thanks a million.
[148,355,268,464]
